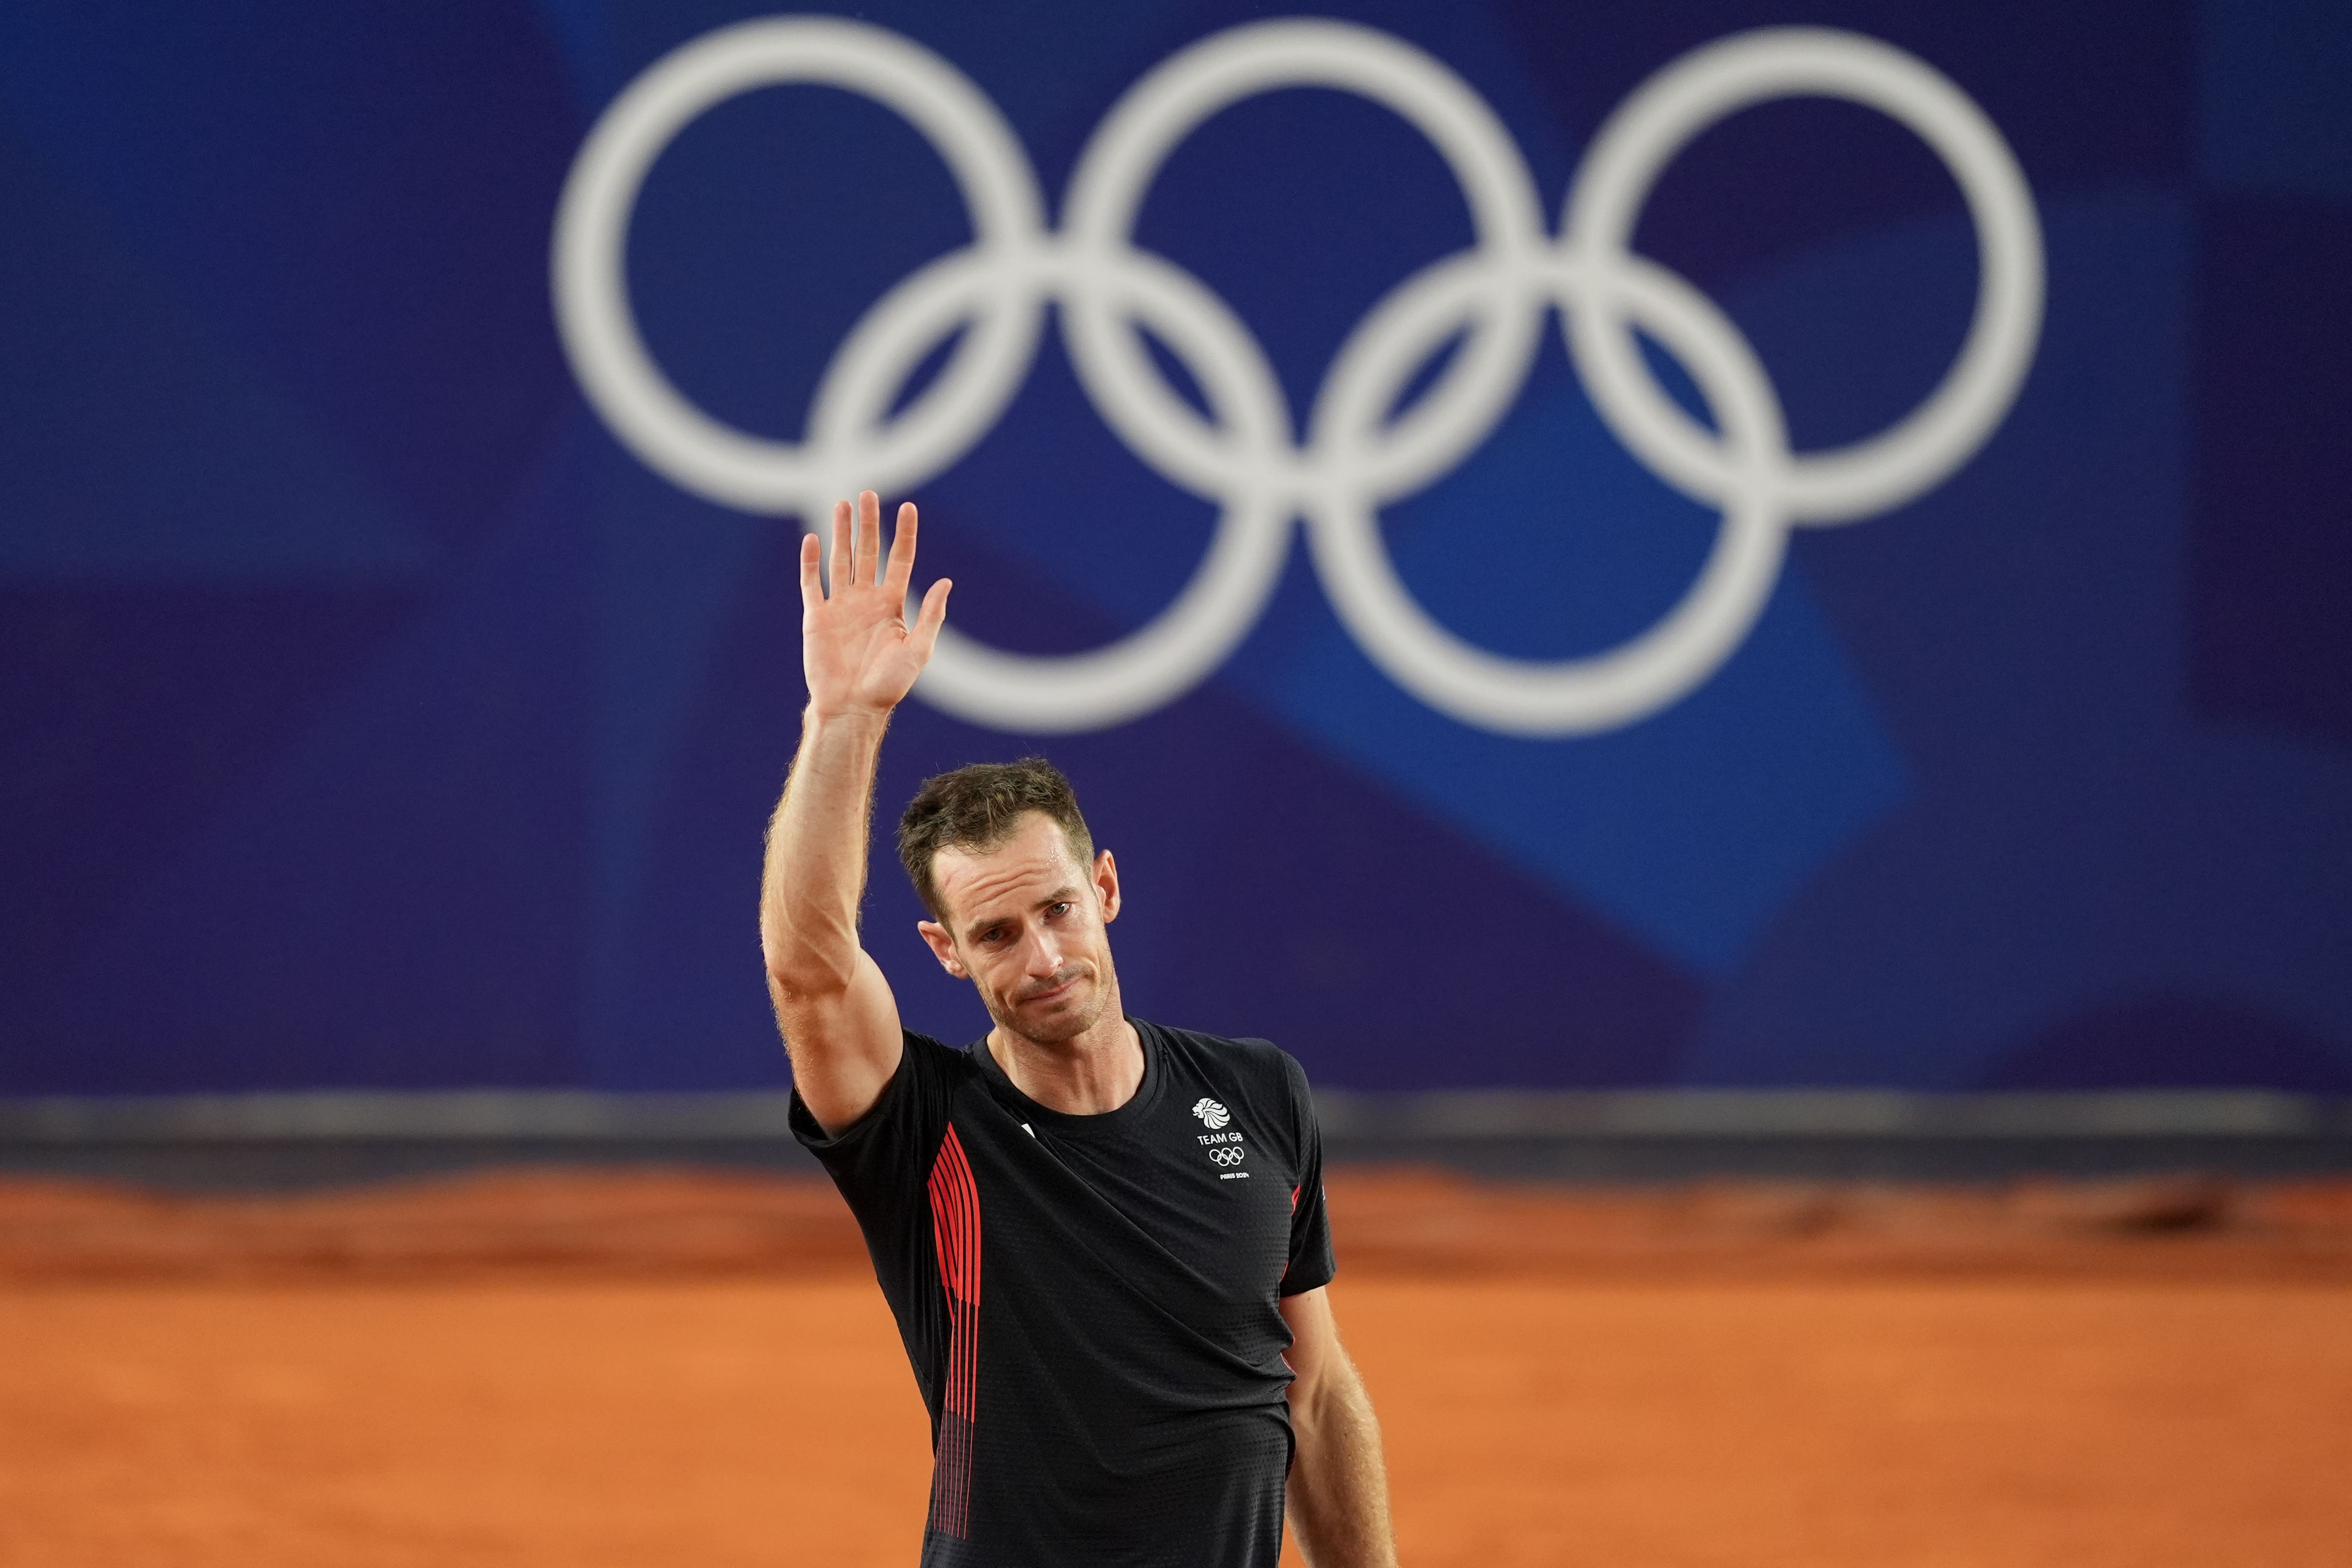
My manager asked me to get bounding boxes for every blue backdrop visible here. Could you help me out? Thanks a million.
[3,0,2348,1096]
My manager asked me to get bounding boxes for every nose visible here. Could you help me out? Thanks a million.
[1020,925,1065,979]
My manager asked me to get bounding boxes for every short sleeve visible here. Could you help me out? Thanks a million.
[1277,1051,1336,1297]
[791,1030,959,1262]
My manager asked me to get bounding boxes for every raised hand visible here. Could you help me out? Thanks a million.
[799,491,951,719]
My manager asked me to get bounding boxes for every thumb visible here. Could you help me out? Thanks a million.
[909,578,952,661]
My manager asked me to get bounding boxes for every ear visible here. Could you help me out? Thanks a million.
[917,919,967,978]
[1093,848,1121,924]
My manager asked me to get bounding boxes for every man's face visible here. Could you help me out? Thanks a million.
[918,812,1122,1047]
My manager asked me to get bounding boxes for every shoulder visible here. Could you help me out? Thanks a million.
[863,1026,978,1092]
[1147,1022,1312,1108]
[906,1028,974,1069]
[904,1028,990,1099]
[793,1029,976,1148]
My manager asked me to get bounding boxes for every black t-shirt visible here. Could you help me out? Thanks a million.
[790,1017,1336,1568]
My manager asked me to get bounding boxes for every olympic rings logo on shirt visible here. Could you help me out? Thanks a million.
[552,17,2043,736]
[1208,1147,1247,1168]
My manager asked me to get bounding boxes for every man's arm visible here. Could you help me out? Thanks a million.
[761,491,950,1135]
[1281,1285,1399,1568]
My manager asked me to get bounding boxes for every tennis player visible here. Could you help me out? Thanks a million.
[762,491,1398,1566]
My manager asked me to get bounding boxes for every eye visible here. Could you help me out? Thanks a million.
[1046,902,1072,918]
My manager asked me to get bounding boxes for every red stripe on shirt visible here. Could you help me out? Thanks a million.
[926,1125,982,1539]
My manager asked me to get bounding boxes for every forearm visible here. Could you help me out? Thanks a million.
[1287,1356,1397,1568]
[760,706,890,995]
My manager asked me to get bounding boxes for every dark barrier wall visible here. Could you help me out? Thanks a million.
[3,1,2348,1096]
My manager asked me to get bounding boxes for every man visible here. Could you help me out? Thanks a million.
[762,491,1398,1567]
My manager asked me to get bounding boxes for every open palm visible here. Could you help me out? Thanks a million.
[801,491,952,718]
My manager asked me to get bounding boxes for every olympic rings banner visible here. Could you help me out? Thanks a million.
[2,1,2349,1098]
[553,18,2043,736]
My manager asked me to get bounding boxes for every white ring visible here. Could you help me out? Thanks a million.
[910,252,1296,733]
[1065,19,1554,510]
[1306,256,1792,735]
[1561,27,2045,524]
[550,17,1046,516]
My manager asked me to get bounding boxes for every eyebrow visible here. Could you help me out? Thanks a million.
[962,884,1081,944]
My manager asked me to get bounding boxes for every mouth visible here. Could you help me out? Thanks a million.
[1019,972,1084,1008]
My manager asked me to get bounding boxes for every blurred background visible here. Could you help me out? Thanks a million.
[2,2,2349,1565]
[7,0,2352,1116]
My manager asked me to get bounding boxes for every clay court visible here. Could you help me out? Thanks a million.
[5,1169,2349,1567]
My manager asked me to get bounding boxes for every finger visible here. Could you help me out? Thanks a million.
[857,490,882,584]
[827,499,852,594]
[883,501,919,595]
[909,577,952,661]
[798,530,822,613]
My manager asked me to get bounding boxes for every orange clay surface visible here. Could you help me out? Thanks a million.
[3,1172,2350,1568]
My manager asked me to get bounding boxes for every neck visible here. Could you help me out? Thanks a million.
[987,994,1142,1116]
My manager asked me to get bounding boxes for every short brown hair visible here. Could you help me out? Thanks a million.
[897,757,1094,920]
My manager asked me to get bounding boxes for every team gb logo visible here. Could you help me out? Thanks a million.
[1192,1098,1230,1129]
